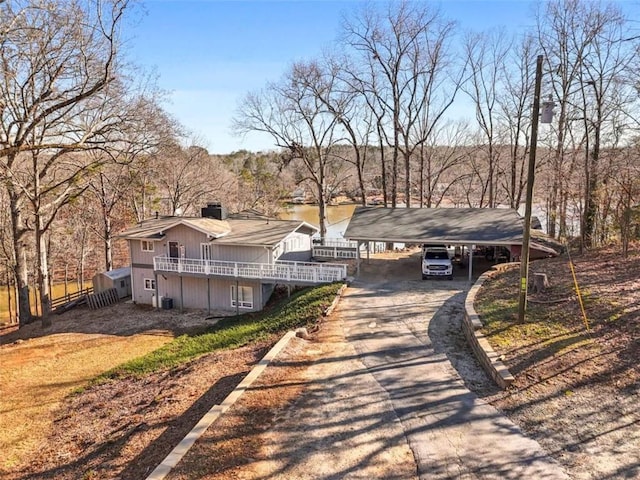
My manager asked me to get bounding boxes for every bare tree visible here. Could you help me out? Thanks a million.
[0,0,132,326]
[417,120,472,207]
[306,54,375,206]
[342,0,460,207]
[574,6,635,248]
[234,63,346,239]
[497,35,536,209]
[537,0,637,247]
[463,29,511,207]
[87,96,173,270]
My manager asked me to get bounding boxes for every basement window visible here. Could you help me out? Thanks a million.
[231,285,253,309]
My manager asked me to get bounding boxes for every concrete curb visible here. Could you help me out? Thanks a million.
[462,265,515,389]
[324,283,348,317]
[145,330,297,480]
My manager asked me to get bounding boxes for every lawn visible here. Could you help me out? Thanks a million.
[0,282,342,476]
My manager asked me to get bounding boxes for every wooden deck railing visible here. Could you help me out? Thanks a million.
[153,256,347,284]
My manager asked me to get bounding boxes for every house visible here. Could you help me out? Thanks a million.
[118,203,347,313]
[92,266,132,299]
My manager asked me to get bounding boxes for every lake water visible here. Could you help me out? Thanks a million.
[280,204,402,249]
[279,204,357,239]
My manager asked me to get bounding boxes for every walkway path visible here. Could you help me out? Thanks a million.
[339,269,569,479]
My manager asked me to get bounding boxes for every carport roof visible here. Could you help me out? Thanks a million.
[344,207,524,245]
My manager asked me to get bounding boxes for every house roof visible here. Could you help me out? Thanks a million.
[119,216,231,240]
[344,207,525,246]
[118,215,318,248]
[215,219,317,247]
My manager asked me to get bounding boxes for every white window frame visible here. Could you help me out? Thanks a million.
[144,278,156,291]
[141,240,154,252]
[231,285,253,309]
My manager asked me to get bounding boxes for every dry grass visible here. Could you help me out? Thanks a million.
[476,243,640,479]
[0,332,170,468]
[0,302,216,472]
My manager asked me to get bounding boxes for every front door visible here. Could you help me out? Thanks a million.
[168,241,179,260]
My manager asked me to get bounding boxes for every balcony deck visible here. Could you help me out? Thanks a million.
[153,256,347,284]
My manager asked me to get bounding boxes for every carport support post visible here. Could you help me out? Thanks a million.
[518,54,543,323]
[356,240,362,276]
[468,245,474,283]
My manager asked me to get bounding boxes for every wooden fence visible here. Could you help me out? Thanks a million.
[51,287,94,312]
[86,288,119,310]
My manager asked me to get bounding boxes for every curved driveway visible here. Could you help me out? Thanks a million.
[338,252,568,479]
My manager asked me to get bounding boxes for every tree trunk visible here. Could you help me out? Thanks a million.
[377,130,388,207]
[36,222,52,326]
[418,146,425,208]
[8,187,33,327]
[317,188,328,241]
[6,267,13,324]
[391,142,398,208]
[583,124,600,249]
[404,151,411,208]
[104,214,113,271]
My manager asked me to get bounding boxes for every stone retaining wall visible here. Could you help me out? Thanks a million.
[463,266,515,389]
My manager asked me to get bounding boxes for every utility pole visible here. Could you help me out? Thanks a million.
[518,54,544,323]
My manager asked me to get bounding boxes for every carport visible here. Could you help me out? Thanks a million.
[343,207,525,281]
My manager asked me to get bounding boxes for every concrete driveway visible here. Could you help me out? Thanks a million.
[338,251,568,479]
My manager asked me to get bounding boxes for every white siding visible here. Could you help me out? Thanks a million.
[211,244,270,263]
[130,239,158,266]
[276,231,313,262]
[154,275,263,312]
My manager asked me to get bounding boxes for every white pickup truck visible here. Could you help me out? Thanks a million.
[421,245,453,280]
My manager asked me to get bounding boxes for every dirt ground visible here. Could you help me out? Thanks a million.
[0,302,246,478]
[476,245,640,480]
[168,307,417,480]
[1,247,638,479]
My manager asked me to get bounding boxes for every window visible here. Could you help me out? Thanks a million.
[231,285,253,309]
[144,278,156,291]
[141,240,154,252]
[201,243,213,261]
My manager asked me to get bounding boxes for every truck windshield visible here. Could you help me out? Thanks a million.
[425,251,448,260]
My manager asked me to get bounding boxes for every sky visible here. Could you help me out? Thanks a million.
[124,0,638,154]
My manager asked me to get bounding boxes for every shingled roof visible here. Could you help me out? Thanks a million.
[344,207,525,246]
[118,215,318,248]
